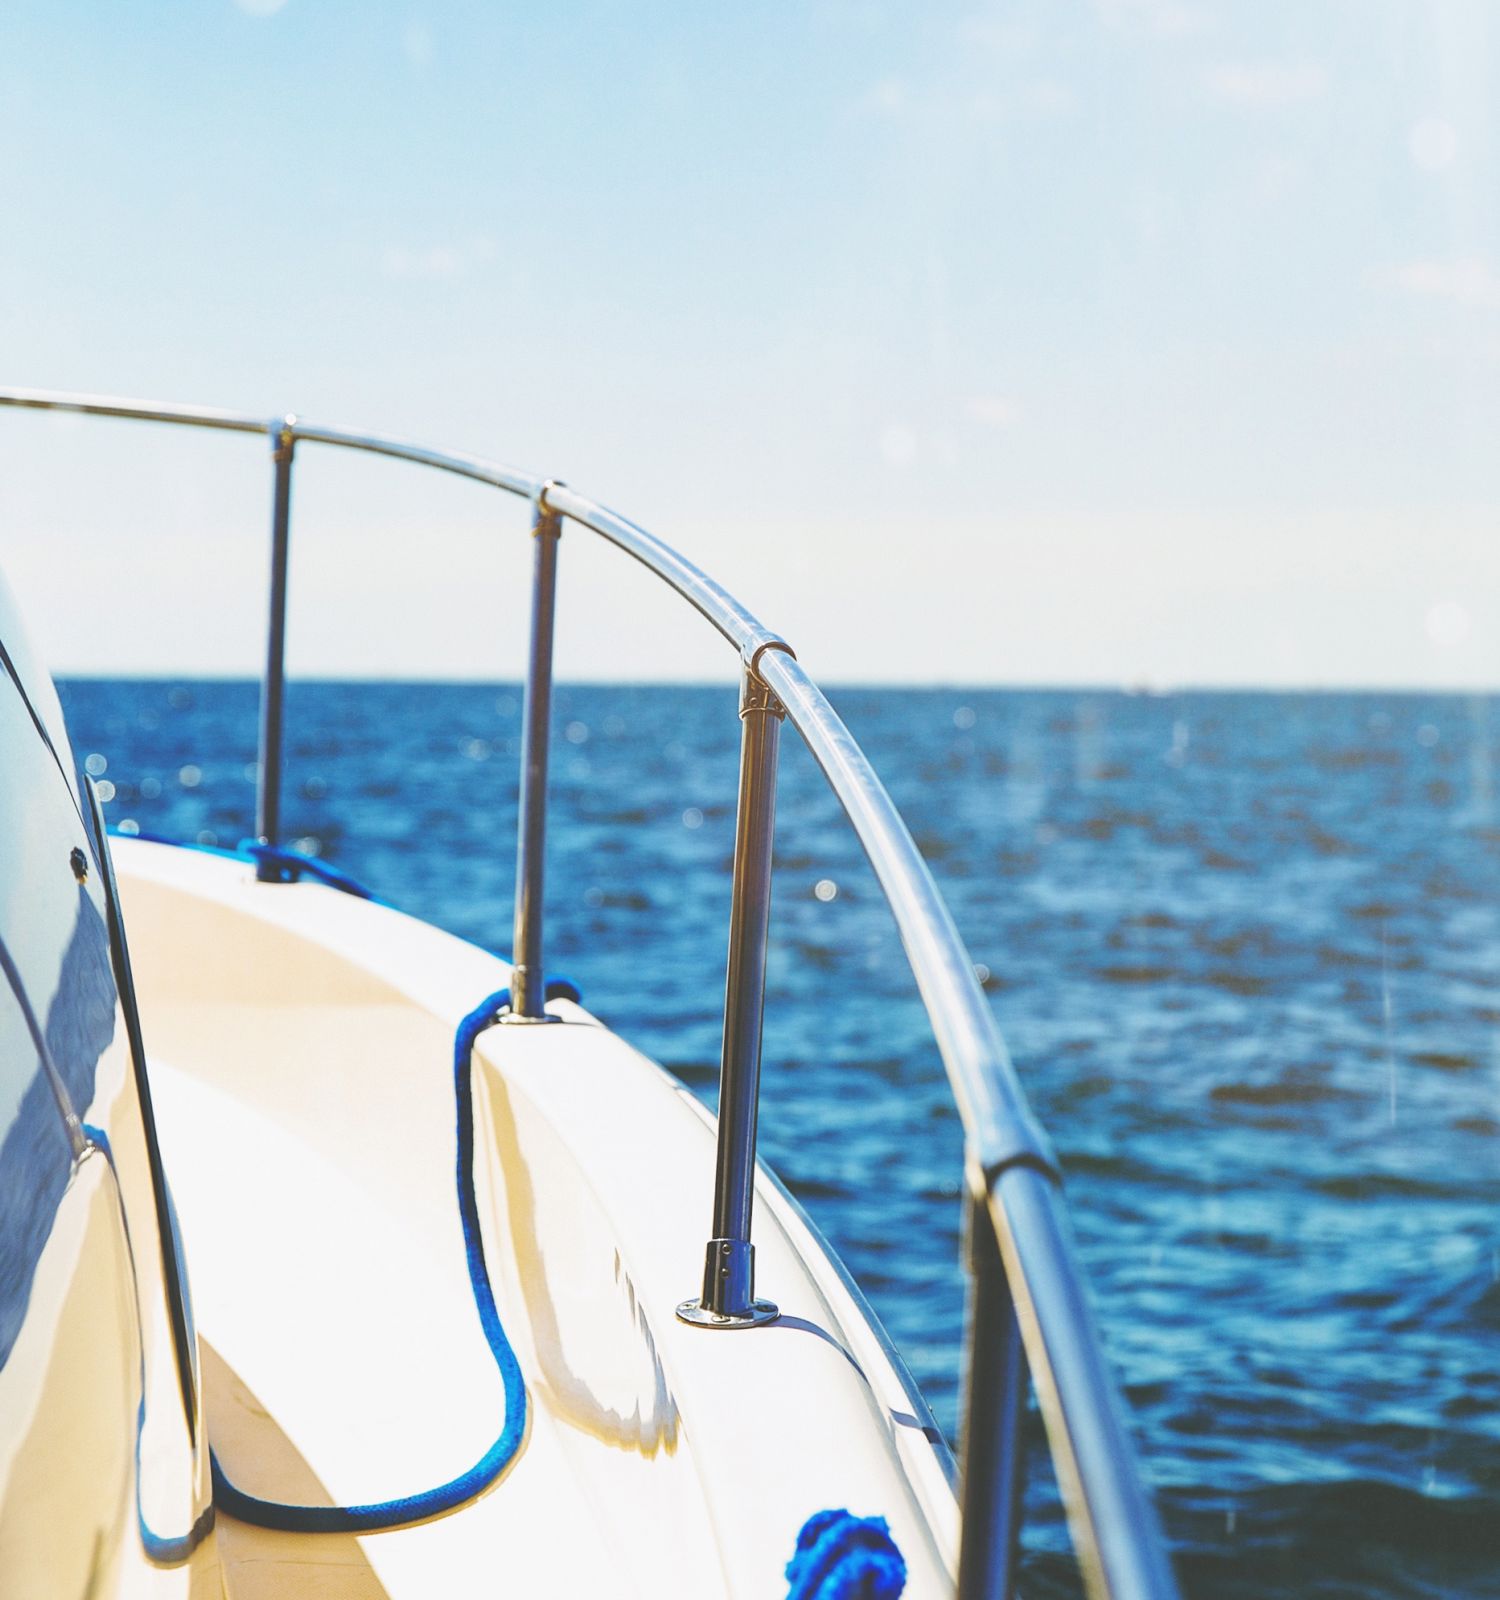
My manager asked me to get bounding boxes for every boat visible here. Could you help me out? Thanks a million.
[0,388,1180,1598]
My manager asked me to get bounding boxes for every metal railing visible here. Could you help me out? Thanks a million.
[0,387,1180,1600]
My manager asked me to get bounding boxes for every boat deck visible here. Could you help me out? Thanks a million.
[116,837,956,1599]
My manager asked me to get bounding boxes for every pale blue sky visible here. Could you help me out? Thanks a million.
[0,0,1495,684]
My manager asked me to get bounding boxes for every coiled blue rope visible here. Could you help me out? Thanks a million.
[210,975,579,1532]
[785,1509,908,1600]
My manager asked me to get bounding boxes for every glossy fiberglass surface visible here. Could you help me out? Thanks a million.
[0,587,959,1597]
[0,583,209,1597]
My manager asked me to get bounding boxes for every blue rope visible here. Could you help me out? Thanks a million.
[105,826,375,902]
[786,1509,908,1600]
[238,841,374,900]
[210,976,578,1532]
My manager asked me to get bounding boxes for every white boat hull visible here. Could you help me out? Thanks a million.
[116,837,957,1598]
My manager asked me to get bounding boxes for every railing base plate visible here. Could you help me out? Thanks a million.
[675,1299,780,1330]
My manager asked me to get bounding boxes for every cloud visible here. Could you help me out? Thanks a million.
[1409,116,1459,172]
[857,78,909,118]
[1203,61,1327,108]
[402,19,435,70]
[1250,155,1302,205]
[1020,80,1079,116]
[382,246,463,281]
[966,395,1021,429]
[965,83,1079,123]
[1095,0,1205,38]
[1392,257,1500,309]
[381,239,497,281]
[957,18,1039,53]
[879,423,918,467]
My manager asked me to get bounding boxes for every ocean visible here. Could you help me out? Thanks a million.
[57,678,1500,1599]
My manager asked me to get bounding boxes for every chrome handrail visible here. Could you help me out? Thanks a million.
[0,387,1179,1600]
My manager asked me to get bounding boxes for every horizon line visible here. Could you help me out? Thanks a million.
[51,672,1500,698]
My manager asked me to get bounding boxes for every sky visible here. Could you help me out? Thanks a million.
[0,0,1495,686]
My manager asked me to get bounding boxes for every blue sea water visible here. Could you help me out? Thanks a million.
[57,678,1500,1600]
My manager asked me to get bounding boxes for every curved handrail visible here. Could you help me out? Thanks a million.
[0,388,545,496]
[0,387,1179,1600]
[540,485,791,665]
[0,388,270,435]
